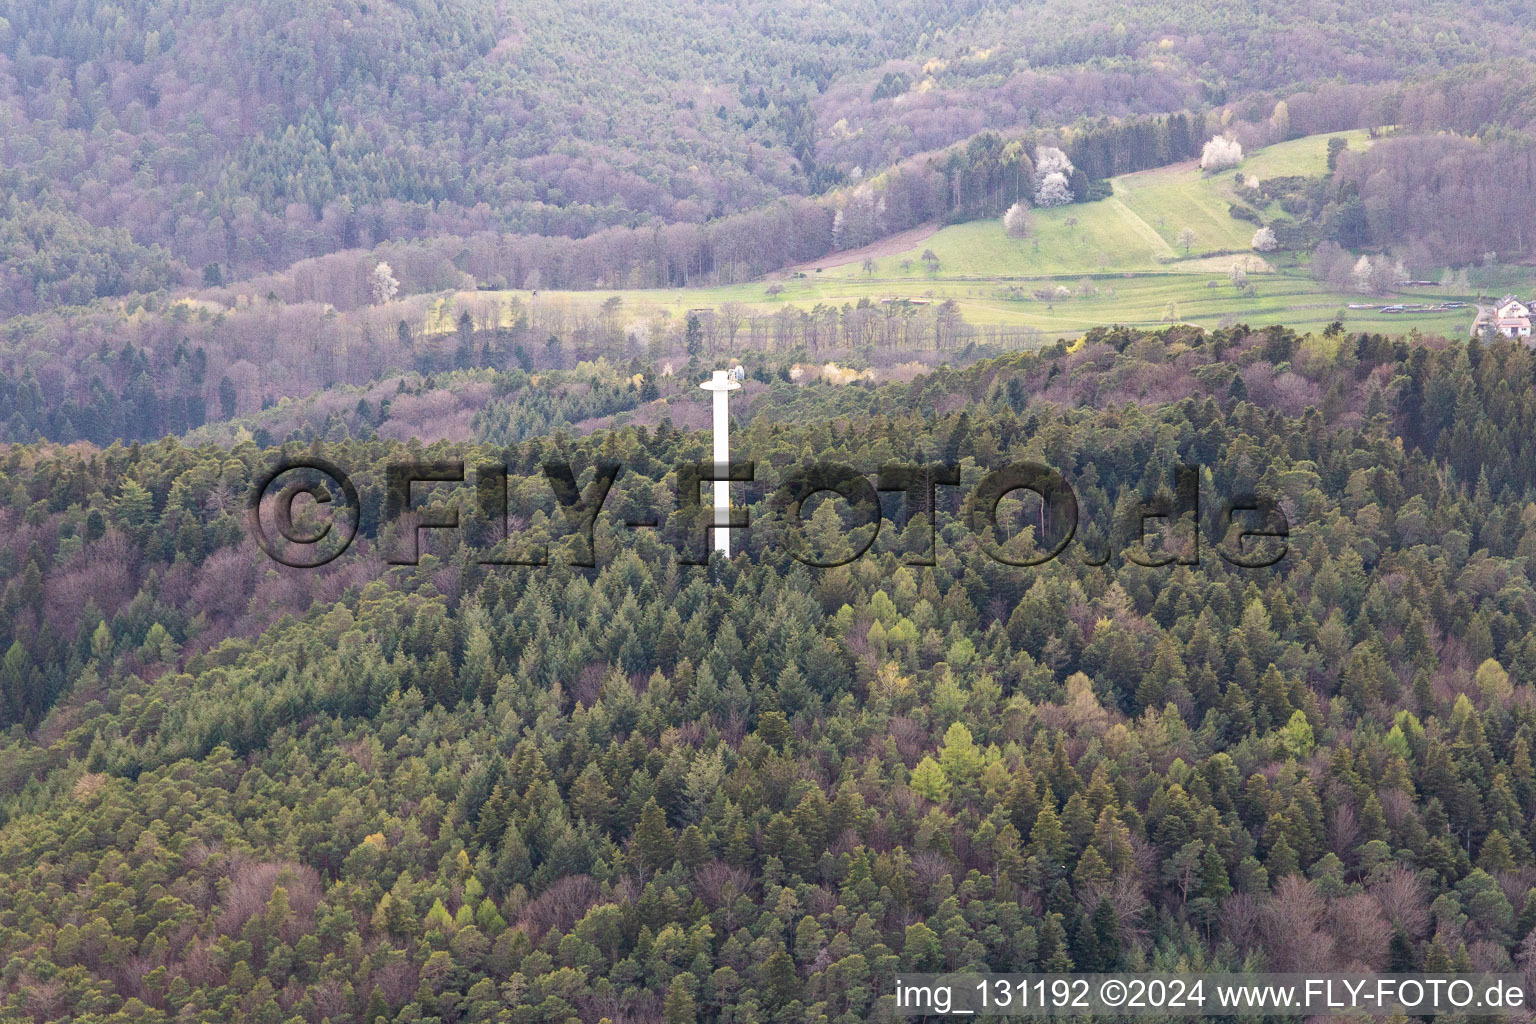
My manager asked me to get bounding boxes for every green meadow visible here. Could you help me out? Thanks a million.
[466,275,1474,338]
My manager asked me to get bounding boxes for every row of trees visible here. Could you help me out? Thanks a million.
[1332,134,1536,267]
[1254,60,1536,144]
[0,282,1051,447]
[1066,113,1206,181]
[1225,118,1536,271]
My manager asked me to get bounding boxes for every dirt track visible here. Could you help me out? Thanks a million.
[774,222,941,276]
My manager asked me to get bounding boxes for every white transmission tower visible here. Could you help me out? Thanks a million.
[699,369,742,557]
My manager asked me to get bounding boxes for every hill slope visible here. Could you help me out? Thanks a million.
[467,131,1505,337]
[7,0,1536,309]
[0,330,1532,1019]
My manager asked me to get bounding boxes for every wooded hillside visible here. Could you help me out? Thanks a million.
[0,328,1535,1020]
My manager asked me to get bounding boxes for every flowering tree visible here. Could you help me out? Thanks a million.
[1200,136,1244,172]
[370,261,399,305]
[1035,172,1074,208]
[1035,145,1073,176]
[1347,254,1403,294]
[1252,226,1279,251]
[1003,202,1032,237]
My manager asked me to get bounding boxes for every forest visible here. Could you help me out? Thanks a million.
[0,323,1533,1020]
[9,0,1536,1021]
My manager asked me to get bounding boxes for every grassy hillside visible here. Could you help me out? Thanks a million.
[824,131,1378,279]
[464,132,1509,339]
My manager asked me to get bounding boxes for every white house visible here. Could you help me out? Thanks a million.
[1474,296,1534,339]
[1494,296,1532,339]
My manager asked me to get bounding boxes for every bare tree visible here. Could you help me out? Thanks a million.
[1327,803,1360,859]
[1262,875,1335,971]
[1328,893,1392,970]
[1370,865,1431,938]
[517,875,601,941]
[1219,892,1264,951]
[1518,930,1536,991]
[719,301,746,349]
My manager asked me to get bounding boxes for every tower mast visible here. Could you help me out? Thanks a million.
[699,369,742,557]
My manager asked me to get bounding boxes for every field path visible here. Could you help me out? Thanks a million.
[1102,194,1176,256]
[775,222,941,275]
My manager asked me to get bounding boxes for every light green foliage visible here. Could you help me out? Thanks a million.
[937,722,985,789]
[1279,710,1315,760]
[910,756,951,803]
[1476,658,1512,702]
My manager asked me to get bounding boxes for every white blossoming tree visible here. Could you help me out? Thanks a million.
[1034,172,1074,208]
[1200,136,1244,172]
[1352,255,1375,293]
[370,261,399,305]
[1035,145,1073,177]
[1252,226,1279,252]
[1003,202,1032,237]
